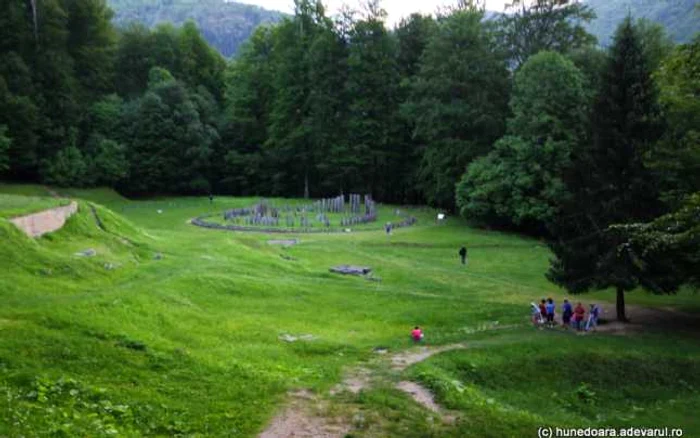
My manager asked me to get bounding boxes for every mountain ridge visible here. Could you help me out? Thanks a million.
[107,0,285,57]
[583,0,699,45]
[106,0,700,58]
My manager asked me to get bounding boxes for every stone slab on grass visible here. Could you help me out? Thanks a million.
[267,239,299,246]
[330,265,372,276]
[10,201,78,238]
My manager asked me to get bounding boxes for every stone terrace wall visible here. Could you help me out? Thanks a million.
[10,201,78,237]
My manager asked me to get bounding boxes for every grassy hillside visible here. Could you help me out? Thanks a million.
[108,0,285,57]
[1,186,698,436]
[0,183,69,218]
[585,0,700,45]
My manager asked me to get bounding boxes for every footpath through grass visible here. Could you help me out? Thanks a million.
[0,186,698,436]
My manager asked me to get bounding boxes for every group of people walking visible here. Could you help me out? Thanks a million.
[531,298,601,332]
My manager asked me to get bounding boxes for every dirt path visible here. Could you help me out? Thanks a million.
[258,390,350,438]
[259,304,700,436]
[592,303,700,335]
[391,343,466,370]
[258,342,467,437]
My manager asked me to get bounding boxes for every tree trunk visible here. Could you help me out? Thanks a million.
[29,0,38,41]
[616,286,628,322]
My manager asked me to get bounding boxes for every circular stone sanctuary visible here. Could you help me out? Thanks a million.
[191,194,417,233]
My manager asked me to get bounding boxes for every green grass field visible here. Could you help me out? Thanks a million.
[0,185,698,437]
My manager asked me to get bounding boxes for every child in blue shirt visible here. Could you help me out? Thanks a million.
[545,298,556,326]
[562,299,573,329]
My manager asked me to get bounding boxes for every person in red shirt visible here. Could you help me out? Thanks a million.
[573,302,586,331]
[538,299,547,321]
[411,326,424,343]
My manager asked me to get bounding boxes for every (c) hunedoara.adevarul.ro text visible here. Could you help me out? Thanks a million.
[536,427,684,438]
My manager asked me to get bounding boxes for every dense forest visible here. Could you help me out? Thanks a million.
[107,0,285,57]
[0,0,698,311]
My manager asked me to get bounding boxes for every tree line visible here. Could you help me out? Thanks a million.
[0,0,698,316]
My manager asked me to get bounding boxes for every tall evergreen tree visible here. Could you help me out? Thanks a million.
[114,23,157,97]
[305,19,349,195]
[343,1,400,199]
[404,6,510,208]
[547,17,664,321]
[62,0,117,101]
[219,26,276,195]
[394,13,437,203]
[177,21,226,102]
[0,71,40,179]
[265,0,326,197]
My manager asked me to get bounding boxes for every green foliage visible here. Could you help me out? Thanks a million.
[43,146,88,188]
[611,193,700,293]
[304,20,349,195]
[177,21,226,101]
[497,0,597,66]
[393,14,438,204]
[115,22,225,99]
[344,9,400,198]
[635,18,675,72]
[0,125,10,173]
[457,51,590,232]
[395,14,437,80]
[649,35,700,206]
[0,64,40,178]
[63,0,117,101]
[405,9,510,208]
[123,75,217,194]
[548,18,665,319]
[90,138,129,185]
[147,66,175,87]
[0,0,688,212]
[264,2,328,196]
[218,27,275,195]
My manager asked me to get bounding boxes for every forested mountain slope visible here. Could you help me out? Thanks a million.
[585,0,700,45]
[107,0,285,57]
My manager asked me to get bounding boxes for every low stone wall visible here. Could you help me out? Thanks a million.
[10,201,78,237]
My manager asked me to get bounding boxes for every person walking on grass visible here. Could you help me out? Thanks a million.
[573,302,586,331]
[459,246,468,265]
[531,302,544,327]
[562,299,573,329]
[539,299,547,323]
[411,326,424,343]
[545,298,556,327]
[586,304,600,332]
